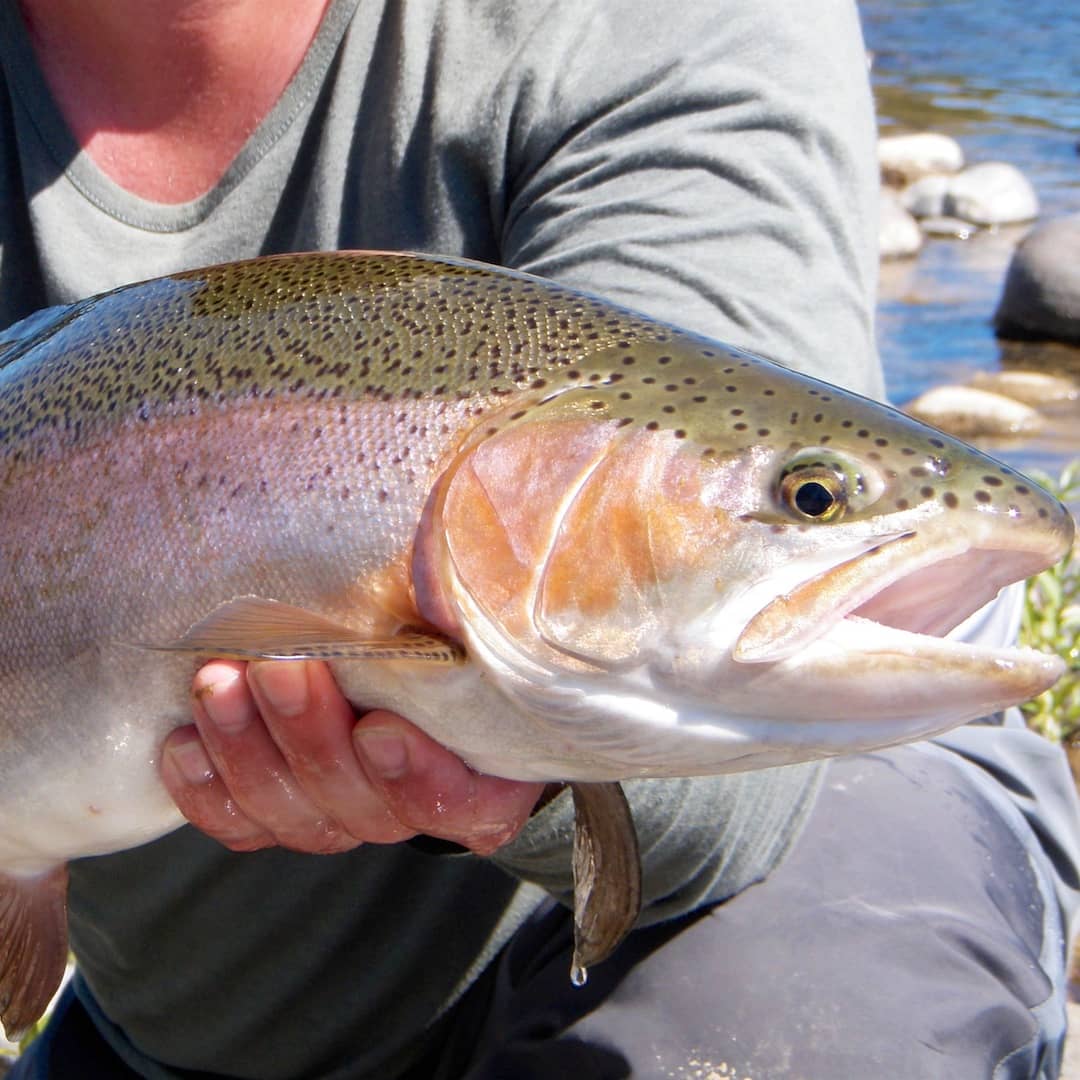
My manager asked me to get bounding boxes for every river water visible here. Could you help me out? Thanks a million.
[859,0,1080,474]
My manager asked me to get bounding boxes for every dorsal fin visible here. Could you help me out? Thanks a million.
[0,299,97,370]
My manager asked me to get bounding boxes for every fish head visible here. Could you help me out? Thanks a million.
[415,335,1074,778]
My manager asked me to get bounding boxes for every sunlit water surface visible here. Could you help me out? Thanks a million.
[859,0,1080,474]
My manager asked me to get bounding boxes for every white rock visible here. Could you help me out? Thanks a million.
[971,370,1079,406]
[944,162,1039,226]
[878,132,964,185]
[900,174,951,218]
[903,385,1041,438]
[994,214,1080,343]
[879,188,923,259]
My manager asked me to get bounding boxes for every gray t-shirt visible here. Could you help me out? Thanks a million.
[0,1,881,1076]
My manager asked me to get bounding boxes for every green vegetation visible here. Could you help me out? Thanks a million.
[1020,461,1080,745]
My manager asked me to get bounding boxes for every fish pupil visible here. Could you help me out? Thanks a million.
[794,481,835,518]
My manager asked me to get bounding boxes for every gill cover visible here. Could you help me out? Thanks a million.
[412,388,720,673]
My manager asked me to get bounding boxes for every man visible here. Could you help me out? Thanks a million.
[2,1,1078,1076]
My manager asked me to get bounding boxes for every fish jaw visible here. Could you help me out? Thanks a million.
[730,512,1070,665]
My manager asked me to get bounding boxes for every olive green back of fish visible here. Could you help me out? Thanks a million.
[0,252,682,464]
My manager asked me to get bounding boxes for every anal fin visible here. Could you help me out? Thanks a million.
[0,865,69,1041]
[569,781,642,986]
[139,596,464,664]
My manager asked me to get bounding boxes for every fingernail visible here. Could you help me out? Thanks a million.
[355,727,409,780]
[166,734,216,786]
[194,667,254,735]
[249,661,310,718]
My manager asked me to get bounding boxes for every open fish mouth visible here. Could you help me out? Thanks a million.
[732,529,1068,700]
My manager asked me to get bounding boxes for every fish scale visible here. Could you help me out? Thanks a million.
[0,250,1070,1037]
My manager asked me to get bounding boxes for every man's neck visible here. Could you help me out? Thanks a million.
[17,0,332,203]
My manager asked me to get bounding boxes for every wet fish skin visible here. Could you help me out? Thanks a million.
[0,250,1071,1035]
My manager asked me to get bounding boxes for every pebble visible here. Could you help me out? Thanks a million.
[919,216,979,240]
[899,174,951,218]
[903,385,1042,438]
[879,187,923,259]
[878,132,964,185]
[994,214,1080,344]
[1066,1002,1080,1080]
[971,370,1079,406]
[944,162,1039,225]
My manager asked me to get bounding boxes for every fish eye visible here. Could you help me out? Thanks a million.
[779,464,848,522]
[769,448,884,525]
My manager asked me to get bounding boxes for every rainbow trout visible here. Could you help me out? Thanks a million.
[0,252,1071,1034]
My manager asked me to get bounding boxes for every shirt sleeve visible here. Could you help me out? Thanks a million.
[484,0,882,921]
[490,0,883,397]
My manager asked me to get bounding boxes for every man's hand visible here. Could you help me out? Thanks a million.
[160,659,547,856]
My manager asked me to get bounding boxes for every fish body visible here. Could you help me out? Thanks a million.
[0,251,1072,1031]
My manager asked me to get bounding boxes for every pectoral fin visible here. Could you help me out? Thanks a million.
[569,781,642,986]
[141,596,464,664]
[0,865,69,1041]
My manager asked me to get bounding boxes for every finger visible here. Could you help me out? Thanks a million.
[352,711,546,855]
[248,660,415,845]
[160,725,276,852]
[190,660,358,854]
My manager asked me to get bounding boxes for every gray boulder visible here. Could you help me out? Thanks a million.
[995,214,1080,344]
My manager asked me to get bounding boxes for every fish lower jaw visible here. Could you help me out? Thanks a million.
[771,612,1065,716]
